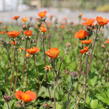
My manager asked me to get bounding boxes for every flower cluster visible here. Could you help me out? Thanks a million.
[75,16,109,54]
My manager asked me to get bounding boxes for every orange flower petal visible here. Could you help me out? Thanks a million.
[96,16,109,26]
[74,30,89,39]
[45,48,60,59]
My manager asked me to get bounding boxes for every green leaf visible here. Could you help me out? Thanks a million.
[88,76,97,87]
[56,103,62,109]
[86,96,90,104]
[90,99,98,109]
[96,93,109,105]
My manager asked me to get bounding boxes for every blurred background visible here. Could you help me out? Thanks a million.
[0,0,109,12]
[0,0,109,22]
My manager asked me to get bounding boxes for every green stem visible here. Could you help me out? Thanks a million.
[6,102,10,109]
[42,33,46,64]
[45,71,51,98]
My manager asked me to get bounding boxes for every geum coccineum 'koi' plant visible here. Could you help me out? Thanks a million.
[0,13,109,109]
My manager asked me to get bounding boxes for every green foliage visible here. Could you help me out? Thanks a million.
[0,15,109,108]
[96,4,109,12]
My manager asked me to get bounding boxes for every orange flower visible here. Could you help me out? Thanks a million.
[21,93,31,102]
[12,16,20,20]
[0,21,3,24]
[44,65,52,71]
[24,30,32,37]
[40,26,47,32]
[0,31,6,34]
[74,30,89,39]
[38,10,47,18]
[81,40,92,44]
[82,17,88,21]
[15,90,37,102]
[8,31,20,38]
[60,24,65,29]
[82,18,95,26]
[96,16,109,26]
[45,48,60,59]
[15,91,24,100]
[21,17,28,23]
[26,53,31,58]
[104,40,109,44]
[25,91,36,101]
[10,41,17,45]
[80,47,89,54]
[26,47,40,54]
